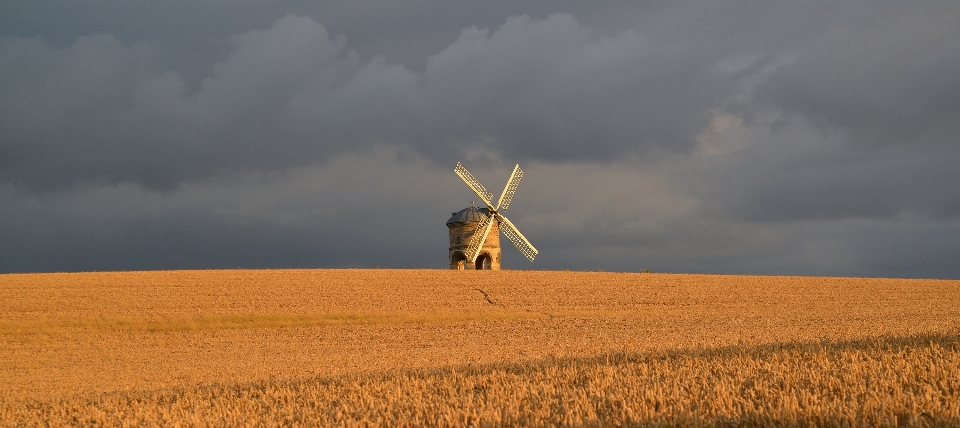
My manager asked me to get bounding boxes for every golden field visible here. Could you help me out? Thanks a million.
[1,269,958,426]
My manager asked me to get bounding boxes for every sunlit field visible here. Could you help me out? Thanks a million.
[2,269,958,426]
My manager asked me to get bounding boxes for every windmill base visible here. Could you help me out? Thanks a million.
[449,251,500,270]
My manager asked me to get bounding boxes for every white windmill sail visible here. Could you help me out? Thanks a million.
[454,162,538,263]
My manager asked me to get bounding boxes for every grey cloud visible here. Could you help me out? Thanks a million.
[2,12,730,192]
[0,33,160,189]
[758,3,960,148]
[2,1,960,278]
[3,144,960,278]
[1,15,362,190]
[686,116,960,224]
[419,14,716,160]
[735,149,960,222]
[0,148,460,272]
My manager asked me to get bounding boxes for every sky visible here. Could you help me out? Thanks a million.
[2,1,959,277]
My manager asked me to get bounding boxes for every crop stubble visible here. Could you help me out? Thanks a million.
[1,269,958,426]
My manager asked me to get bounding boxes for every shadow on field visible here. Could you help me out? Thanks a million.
[7,332,960,427]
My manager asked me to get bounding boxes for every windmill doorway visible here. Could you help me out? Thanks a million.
[451,252,467,270]
[475,254,492,270]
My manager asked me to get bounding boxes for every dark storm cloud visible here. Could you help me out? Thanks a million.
[686,117,960,223]
[1,15,357,190]
[2,11,730,192]
[2,1,959,277]
[758,3,960,148]
[0,148,460,272]
[736,149,960,222]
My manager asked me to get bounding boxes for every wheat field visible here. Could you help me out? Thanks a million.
[1,269,958,426]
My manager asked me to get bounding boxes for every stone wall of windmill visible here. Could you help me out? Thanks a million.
[446,206,501,270]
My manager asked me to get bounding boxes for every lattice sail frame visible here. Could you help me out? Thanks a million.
[454,162,494,208]
[454,162,538,263]
[497,164,523,211]
[496,213,538,262]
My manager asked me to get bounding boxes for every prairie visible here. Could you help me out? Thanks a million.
[1,269,958,426]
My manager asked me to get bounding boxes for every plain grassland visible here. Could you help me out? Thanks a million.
[1,269,958,426]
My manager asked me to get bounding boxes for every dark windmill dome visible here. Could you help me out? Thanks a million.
[446,205,490,225]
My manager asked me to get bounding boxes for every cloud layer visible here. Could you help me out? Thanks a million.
[2,1,959,277]
[2,12,728,191]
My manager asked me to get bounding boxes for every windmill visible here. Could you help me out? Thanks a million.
[448,162,537,269]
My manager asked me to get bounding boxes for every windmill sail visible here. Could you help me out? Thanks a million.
[497,164,523,211]
[496,213,538,262]
[454,162,494,208]
[454,162,538,264]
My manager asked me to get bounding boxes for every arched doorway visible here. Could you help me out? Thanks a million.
[475,253,492,270]
[451,252,467,270]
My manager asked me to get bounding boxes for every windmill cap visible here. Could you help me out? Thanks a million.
[446,206,490,225]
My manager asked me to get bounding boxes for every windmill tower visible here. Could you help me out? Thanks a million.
[447,162,538,270]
